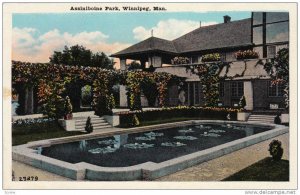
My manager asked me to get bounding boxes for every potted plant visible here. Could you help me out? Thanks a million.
[235,50,259,60]
[64,96,73,120]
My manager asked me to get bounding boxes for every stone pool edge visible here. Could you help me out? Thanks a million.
[12,120,289,181]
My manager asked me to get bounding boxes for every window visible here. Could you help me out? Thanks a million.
[266,12,289,23]
[253,26,263,45]
[219,82,224,97]
[268,82,285,97]
[194,82,200,105]
[267,45,276,58]
[266,22,289,43]
[253,12,263,25]
[191,56,199,64]
[188,82,201,106]
[231,82,243,97]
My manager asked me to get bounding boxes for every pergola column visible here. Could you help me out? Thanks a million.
[120,58,126,71]
[244,81,254,110]
[24,86,34,114]
[140,59,146,69]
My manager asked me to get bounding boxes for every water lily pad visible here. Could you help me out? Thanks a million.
[200,132,221,137]
[174,136,198,140]
[195,125,211,129]
[178,129,194,133]
[88,146,117,154]
[161,142,186,147]
[209,129,226,133]
[123,143,154,149]
[135,136,156,141]
[98,139,118,145]
[144,132,164,137]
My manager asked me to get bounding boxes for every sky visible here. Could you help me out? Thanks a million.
[12,11,251,65]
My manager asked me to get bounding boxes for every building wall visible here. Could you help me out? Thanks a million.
[252,79,285,109]
[220,80,285,110]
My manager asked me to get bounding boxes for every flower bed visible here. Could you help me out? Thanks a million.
[118,106,240,127]
[235,50,259,60]
[12,117,57,134]
[201,53,221,62]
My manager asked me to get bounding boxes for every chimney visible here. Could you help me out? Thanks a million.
[223,15,231,23]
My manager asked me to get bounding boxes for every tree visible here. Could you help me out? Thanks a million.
[49,45,115,69]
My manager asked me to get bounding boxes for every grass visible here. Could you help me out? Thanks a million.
[223,157,289,181]
[12,121,86,146]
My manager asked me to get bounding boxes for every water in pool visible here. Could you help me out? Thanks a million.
[40,123,272,167]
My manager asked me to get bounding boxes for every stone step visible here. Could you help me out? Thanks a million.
[75,119,106,124]
[75,122,110,128]
[73,116,103,120]
[75,125,112,131]
[248,115,276,118]
[247,114,276,124]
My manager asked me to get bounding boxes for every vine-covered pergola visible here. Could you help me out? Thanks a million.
[12,61,178,119]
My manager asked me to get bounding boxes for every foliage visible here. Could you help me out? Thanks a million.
[202,53,221,62]
[235,50,259,60]
[263,48,289,109]
[12,117,58,135]
[239,95,246,109]
[119,106,240,127]
[171,56,190,65]
[38,80,66,119]
[12,61,177,117]
[189,63,222,106]
[125,71,175,110]
[127,61,142,71]
[81,85,92,106]
[49,45,115,69]
[268,140,284,161]
[12,119,85,146]
[85,117,94,133]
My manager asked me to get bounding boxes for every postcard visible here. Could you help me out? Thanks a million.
[2,2,298,190]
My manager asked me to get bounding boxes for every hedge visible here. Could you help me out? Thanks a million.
[118,106,240,128]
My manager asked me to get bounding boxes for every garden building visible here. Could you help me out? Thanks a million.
[111,12,289,111]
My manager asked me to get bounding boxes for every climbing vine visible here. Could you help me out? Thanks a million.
[12,61,177,118]
[263,48,289,109]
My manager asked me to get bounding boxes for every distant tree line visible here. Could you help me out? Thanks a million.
[49,45,115,69]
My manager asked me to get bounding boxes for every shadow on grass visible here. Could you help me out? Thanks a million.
[223,157,289,181]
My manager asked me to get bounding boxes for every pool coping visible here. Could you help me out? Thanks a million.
[12,120,289,181]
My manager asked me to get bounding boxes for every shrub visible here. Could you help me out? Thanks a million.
[12,118,57,134]
[85,117,93,133]
[268,140,283,161]
[118,106,240,127]
[235,50,259,60]
[274,113,282,124]
[201,53,221,62]
[239,95,246,109]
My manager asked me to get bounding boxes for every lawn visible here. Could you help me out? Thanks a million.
[12,120,86,146]
[223,157,289,181]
